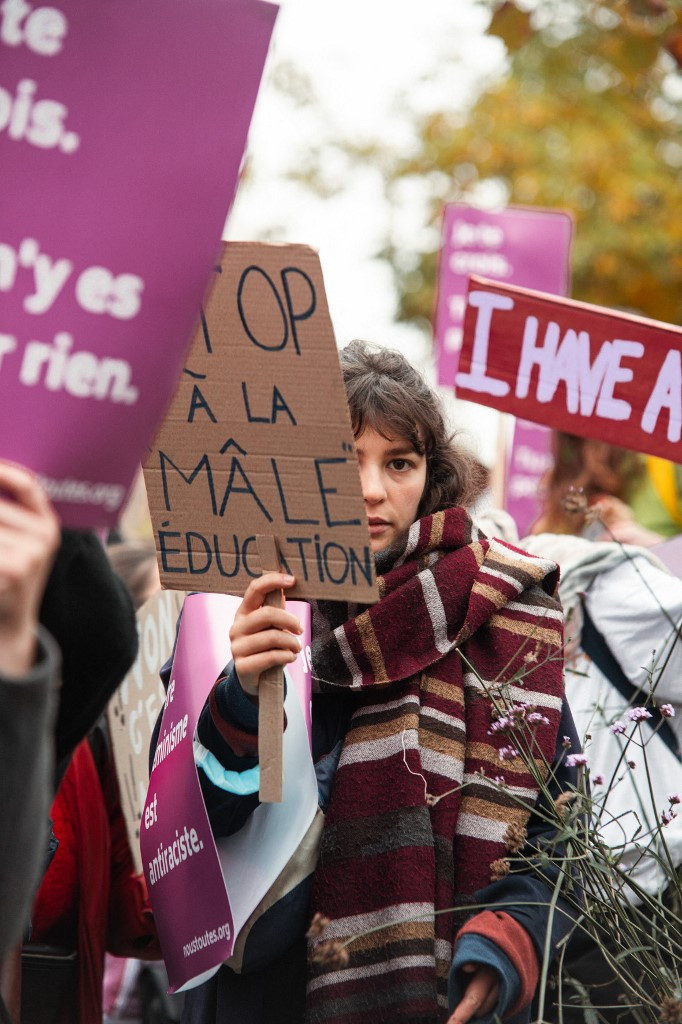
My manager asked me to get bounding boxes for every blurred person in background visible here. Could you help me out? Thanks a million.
[533,432,682,547]
[20,538,164,1024]
[102,538,183,1024]
[0,464,142,1024]
[0,461,61,978]
[522,528,682,1023]
[107,540,160,613]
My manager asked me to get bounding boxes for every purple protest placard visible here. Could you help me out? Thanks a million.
[435,204,573,387]
[141,593,314,992]
[0,0,277,527]
[504,418,554,537]
[434,204,572,535]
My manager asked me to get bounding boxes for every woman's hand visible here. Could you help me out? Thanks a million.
[447,963,500,1024]
[591,495,664,547]
[0,461,60,677]
[229,571,303,697]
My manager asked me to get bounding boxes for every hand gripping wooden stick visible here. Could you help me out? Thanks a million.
[256,535,284,803]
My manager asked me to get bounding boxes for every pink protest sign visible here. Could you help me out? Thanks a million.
[435,204,573,387]
[142,593,314,992]
[0,0,277,527]
[505,419,553,538]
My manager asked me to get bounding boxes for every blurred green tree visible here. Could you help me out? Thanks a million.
[374,0,682,333]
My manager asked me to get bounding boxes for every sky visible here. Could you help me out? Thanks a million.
[226,0,506,462]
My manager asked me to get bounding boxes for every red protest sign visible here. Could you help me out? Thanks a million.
[455,277,682,462]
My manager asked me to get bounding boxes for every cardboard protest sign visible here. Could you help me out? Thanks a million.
[141,593,316,992]
[108,589,184,874]
[0,0,277,527]
[456,277,682,462]
[435,204,573,387]
[144,241,378,603]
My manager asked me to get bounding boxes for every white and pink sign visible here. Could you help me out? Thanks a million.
[141,593,315,992]
[435,204,573,386]
[434,204,573,535]
[0,0,277,527]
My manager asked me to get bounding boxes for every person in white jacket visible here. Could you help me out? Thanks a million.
[522,531,682,1023]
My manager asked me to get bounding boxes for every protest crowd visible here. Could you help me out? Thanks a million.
[3,336,682,1024]
[2,2,682,1024]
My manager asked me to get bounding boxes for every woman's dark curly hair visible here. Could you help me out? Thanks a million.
[339,340,488,518]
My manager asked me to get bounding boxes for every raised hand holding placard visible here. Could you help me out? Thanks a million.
[144,242,379,800]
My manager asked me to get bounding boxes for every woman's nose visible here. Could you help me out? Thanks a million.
[360,465,386,504]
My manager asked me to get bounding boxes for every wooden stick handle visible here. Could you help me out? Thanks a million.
[256,535,284,803]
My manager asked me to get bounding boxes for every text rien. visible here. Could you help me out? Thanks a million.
[456,290,682,443]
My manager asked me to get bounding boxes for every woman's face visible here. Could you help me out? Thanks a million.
[355,426,427,553]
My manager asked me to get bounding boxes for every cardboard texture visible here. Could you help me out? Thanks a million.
[0,0,277,527]
[256,534,284,802]
[144,241,378,603]
[108,589,185,873]
[456,277,682,462]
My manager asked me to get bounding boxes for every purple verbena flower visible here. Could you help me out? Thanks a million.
[627,707,652,722]
[669,794,681,806]
[592,773,604,785]
[527,712,550,726]
[660,704,675,719]
[610,721,627,735]
[661,809,676,826]
[488,717,510,734]
[566,753,589,768]
[498,746,519,762]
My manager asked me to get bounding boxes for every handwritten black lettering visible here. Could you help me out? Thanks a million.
[158,528,186,573]
[322,541,349,584]
[241,381,268,422]
[160,451,216,515]
[237,265,288,352]
[218,456,272,522]
[285,537,311,581]
[271,386,296,425]
[271,458,318,526]
[314,458,362,528]
[280,266,315,357]
[188,384,217,423]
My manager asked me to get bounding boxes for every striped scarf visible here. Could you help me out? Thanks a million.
[306,507,564,1024]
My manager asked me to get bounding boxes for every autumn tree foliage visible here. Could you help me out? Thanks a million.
[384,0,682,334]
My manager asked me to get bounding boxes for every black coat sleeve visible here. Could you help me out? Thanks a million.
[40,529,138,778]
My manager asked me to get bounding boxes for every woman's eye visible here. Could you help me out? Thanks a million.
[389,459,411,472]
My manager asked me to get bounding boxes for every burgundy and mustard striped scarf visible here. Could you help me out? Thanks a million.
[306,506,564,1024]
